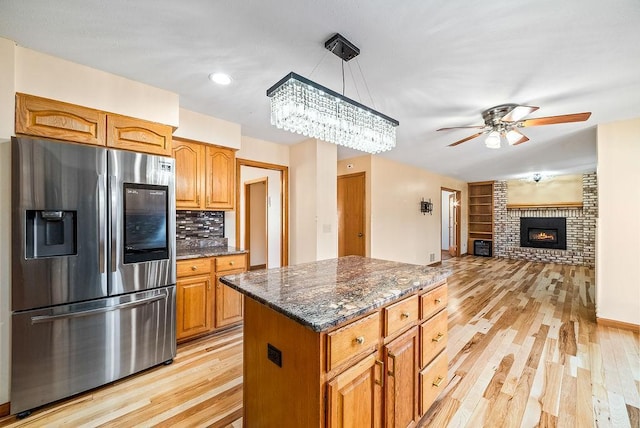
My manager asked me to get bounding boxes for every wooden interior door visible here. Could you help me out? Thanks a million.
[338,172,365,257]
[327,353,383,427]
[448,193,457,257]
[384,326,419,428]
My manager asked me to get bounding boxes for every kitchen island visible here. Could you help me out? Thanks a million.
[220,256,451,427]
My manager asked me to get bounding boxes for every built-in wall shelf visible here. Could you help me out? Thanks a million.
[468,181,494,256]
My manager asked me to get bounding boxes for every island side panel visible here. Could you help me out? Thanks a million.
[243,297,324,427]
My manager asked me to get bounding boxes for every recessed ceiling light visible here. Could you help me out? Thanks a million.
[208,72,231,85]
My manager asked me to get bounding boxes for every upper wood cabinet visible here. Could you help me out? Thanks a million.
[15,93,173,156]
[172,140,203,209]
[172,138,236,211]
[15,93,107,146]
[106,114,172,156]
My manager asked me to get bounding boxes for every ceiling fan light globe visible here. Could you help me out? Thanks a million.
[506,130,522,145]
[485,131,501,149]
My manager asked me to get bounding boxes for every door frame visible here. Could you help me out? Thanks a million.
[441,187,461,258]
[244,177,268,270]
[235,158,289,266]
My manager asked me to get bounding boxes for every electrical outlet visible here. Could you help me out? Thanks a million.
[429,253,435,262]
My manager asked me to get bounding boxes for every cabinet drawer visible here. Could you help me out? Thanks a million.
[420,284,447,320]
[384,294,419,337]
[177,258,212,277]
[420,309,447,368]
[327,312,380,372]
[215,254,246,272]
[419,351,447,416]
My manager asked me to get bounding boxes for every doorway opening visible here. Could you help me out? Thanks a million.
[235,159,289,268]
[441,187,461,260]
[245,178,268,270]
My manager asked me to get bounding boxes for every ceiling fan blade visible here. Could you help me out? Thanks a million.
[501,105,539,122]
[448,132,484,147]
[436,126,485,131]
[520,112,592,127]
[512,133,529,146]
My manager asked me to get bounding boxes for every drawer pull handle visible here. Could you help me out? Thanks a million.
[354,336,365,345]
[401,312,410,319]
[432,376,444,388]
[432,333,445,343]
[375,359,384,387]
[191,266,198,271]
[435,298,442,304]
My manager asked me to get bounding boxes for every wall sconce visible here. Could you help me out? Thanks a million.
[420,198,433,215]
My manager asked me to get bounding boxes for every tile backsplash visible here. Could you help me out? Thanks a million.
[176,211,225,240]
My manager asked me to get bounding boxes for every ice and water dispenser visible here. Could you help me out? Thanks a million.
[25,210,77,258]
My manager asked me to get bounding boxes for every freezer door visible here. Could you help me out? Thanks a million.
[108,150,176,295]
[11,137,108,311]
[10,286,176,415]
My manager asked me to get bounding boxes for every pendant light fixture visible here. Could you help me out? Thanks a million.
[266,34,399,154]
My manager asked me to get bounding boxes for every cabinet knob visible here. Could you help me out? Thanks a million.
[191,266,198,271]
[432,332,445,343]
[354,336,365,345]
[432,376,444,388]
[401,312,410,319]
[435,298,442,304]
[230,261,235,266]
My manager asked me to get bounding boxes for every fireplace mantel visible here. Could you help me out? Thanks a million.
[506,202,583,209]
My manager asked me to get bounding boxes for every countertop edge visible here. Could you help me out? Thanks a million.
[220,270,449,333]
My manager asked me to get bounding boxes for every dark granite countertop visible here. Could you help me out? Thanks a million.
[176,246,247,260]
[220,255,451,332]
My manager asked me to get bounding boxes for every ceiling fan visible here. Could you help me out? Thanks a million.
[437,104,591,148]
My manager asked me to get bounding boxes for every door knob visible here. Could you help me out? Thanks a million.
[358,233,363,237]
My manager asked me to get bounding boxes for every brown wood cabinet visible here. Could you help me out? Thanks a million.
[172,138,236,211]
[176,253,246,342]
[242,279,448,426]
[15,93,173,156]
[468,181,494,256]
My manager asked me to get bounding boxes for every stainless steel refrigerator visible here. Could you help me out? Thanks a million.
[11,136,177,417]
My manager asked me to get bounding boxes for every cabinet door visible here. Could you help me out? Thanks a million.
[15,93,106,146]
[327,353,383,428]
[204,146,235,210]
[106,114,172,156]
[384,326,419,428]
[215,276,244,328]
[172,140,203,209]
[176,274,213,340]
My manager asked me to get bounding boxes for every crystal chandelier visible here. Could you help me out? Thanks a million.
[266,34,399,154]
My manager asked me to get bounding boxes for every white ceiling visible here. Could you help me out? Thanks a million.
[1,1,639,182]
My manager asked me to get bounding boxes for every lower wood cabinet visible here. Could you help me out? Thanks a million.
[176,253,247,342]
[384,326,419,428]
[327,353,383,427]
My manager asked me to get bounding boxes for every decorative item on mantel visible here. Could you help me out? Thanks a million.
[421,197,433,215]
[266,33,399,154]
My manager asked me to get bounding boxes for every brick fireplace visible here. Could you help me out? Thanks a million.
[492,173,596,266]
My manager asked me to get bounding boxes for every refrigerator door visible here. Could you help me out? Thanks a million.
[108,150,175,295]
[10,285,176,415]
[11,137,108,311]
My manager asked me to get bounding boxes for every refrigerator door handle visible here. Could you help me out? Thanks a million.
[109,175,118,273]
[98,174,106,273]
[30,293,167,324]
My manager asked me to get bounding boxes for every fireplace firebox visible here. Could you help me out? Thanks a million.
[520,217,567,250]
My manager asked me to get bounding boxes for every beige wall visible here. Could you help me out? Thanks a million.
[0,37,16,405]
[507,174,583,205]
[596,118,640,326]
[339,154,467,265]
[237,135,290,166]
[370,156,467,265]
[15,47,179,126]
[174,108,241,149]
[290,139,338,264]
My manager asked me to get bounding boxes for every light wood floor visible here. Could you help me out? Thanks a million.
[1,256,638,427]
